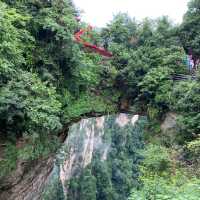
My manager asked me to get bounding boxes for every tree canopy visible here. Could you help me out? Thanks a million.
[1,0,200,199]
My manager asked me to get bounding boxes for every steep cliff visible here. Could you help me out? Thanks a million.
[0,157,54,200]
[0,114,146,200]
[43,114,145,200]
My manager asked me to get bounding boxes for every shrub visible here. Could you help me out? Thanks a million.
[129,176,200,200]
[139,144,171,175]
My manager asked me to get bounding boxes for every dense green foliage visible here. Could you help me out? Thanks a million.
[1,0,200,199]
[129,144,200,200]
[180,0,200,58]
[99,1,200,199]
[102,14,187,114]
[129,175,200,200]
[0,0,116,178]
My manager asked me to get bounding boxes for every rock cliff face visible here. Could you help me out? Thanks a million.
[43,114,142,200]
[59,116,107,192]
[161,112,178,133]
[0,114,143,200]
[60,114,139,197]
[0,157,54,200]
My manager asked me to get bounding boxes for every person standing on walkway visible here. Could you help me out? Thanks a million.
[189,55,194,73]
[186,55,191,72]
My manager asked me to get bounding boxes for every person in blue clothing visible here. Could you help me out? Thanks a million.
[186,55,191,71]
[186,54,194,73]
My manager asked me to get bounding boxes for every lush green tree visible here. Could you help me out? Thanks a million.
[67,163,112,200]
[139,144,172,176]
[103,14,186,106]
[0,0,116,178]
[92,161,113,200]
[154,16,181,48]
[180,0,200,59]
[79,169,97,200]
[129,143,200,200]
[101,13,137,48]
[129,176,200,200]
[170,76,200,140]
[1,1,200,199]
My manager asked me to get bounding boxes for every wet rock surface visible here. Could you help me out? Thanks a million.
[0,157,54,200]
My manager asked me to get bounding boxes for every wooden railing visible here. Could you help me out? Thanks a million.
[172,74,197,81]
